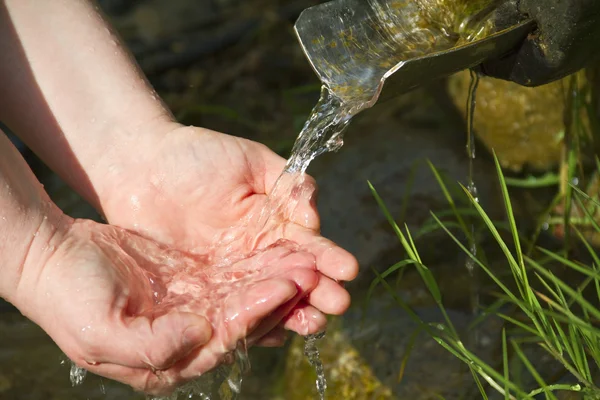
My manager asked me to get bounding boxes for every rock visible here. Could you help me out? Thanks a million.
[446,70,591,172]
[284,329,393,400]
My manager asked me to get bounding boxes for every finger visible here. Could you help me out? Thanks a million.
[246,264,319,343]
[291,229,359,282]
[216,241,316,283]
[282,302,328,336]
[252,327,289,347]
[305,275,351,316]
[83,311,213,371]
[223,278,299,340]
[173,278,299,381]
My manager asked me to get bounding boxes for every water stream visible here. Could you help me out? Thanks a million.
[260,86,363,400]
[465,69,481,347]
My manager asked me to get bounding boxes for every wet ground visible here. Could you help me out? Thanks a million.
[0,0,576,399]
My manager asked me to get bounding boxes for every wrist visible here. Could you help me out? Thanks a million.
[0,200,70,312]
[86,116,182,217]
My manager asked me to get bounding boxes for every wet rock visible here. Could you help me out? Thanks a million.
[447,70,590,172]
[284,326,394,400]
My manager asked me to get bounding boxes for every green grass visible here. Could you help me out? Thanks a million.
[368,152,600,399]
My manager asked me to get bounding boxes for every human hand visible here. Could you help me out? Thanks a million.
[99,124,358,337]
[13,217,320,395]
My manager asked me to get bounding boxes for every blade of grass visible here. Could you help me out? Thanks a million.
[572,226,600,269]
[397,327,421,384]
[502,328,510,400]
[571,185,600,208]
[492,152,529,304]
[427,160,471,239]
[573,195,600,233]
[369,181,416,261]
[535,249,600,282]
[527,259,600,323]
[505,172,560,188]
[527,193,563,256]
[432,213,533,317]
[511,340,558,400]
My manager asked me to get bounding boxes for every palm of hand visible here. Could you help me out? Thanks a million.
[104,126,358,319]
[106,126,308,252]
[26,219,318,395]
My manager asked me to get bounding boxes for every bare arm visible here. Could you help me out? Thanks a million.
[0,131,66,308]
[0,0,177,214]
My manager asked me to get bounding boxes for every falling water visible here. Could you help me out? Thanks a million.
[465,69,481,342]
[264,86,363,400]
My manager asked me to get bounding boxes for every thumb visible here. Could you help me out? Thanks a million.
[91,311,213,371]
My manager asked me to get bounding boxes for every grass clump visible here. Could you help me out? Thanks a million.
[368,151,600,399]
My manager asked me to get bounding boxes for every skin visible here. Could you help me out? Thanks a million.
[0,0,358,395]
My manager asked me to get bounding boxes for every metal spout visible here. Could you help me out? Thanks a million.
[294,0,535,110]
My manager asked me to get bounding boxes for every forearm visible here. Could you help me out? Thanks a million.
[0,132,67,306]
[0,0,177,213]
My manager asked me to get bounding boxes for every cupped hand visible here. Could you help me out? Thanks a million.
[16,217,320,395]
[101,125,359,333]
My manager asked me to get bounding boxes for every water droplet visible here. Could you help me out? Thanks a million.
[130,195,141,212]
[69,362,87,386]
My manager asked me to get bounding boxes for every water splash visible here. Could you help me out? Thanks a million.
[148,343,250,400]
[69,362,87,387]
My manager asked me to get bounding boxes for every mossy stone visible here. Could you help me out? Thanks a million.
[448,70,572,172]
